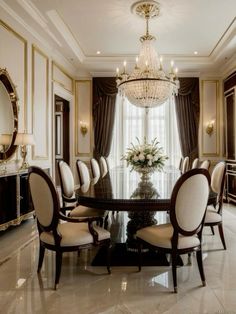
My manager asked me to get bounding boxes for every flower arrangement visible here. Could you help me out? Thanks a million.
[122,138,168,172]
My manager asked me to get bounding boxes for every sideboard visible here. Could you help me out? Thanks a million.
[0,168,49,231]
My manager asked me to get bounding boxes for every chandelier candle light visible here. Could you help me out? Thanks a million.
[116,0,179,108]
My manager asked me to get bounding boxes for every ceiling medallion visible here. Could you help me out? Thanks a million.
[116,0,179,108]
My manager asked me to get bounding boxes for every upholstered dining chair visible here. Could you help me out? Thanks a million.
[28,166,111,290]
[58,160,104,219]
[75,160,108,225]
[99,156,108,177]
[200,160,211,171]
[136,168,211,293]
[90,158,101,179]
[192,158,199,169]
[204,161,227,249]
[181,156,189,174]
[58,160,77,208]
[178,157,183,171]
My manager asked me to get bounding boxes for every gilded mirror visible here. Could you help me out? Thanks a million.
[0,68,18,160]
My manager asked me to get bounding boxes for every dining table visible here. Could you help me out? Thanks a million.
[76,165,217,254]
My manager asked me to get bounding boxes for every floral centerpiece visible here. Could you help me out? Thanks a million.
[122,138,168,179]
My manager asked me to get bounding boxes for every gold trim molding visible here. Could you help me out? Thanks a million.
[75,80,93,157]
[201,80,220,157]
[52,61,74,94]
[31,45,49,160]
[0,19,28,130]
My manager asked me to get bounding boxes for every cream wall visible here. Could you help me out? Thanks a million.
[0,14,93,181]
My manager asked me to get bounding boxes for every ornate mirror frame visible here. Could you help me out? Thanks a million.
[0,68,18,160]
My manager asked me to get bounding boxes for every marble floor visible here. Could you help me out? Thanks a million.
[0,204,236,314]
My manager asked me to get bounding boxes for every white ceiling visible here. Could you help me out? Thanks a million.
[1,0,236,76]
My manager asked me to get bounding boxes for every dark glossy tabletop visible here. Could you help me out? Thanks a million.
[76,166,216,211]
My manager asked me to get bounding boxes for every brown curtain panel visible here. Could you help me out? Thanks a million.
[93,77,118,158]
[175,78,200,161]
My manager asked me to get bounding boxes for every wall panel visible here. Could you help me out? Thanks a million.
[32,46,49,160]
[0,20,27,131]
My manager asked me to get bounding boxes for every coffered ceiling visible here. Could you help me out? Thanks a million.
[1,0,236,76]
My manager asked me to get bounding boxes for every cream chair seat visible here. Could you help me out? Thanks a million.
[28,166,111,290]
[137,223,200,249]
[136,168,211,293]
[204,207,222,223]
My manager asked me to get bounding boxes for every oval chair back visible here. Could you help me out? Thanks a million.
[90,158,101,179]
[181,156,189,174]
[29,166,60,233]
[211,161,226,206]
[76,160,91,186]
[100,156,108,177]
[191,158,199,169]
[170,168,210,236]
[199,160,211,171]
[58,161,76,200]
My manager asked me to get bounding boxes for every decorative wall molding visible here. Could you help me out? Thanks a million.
[32,45,49,160]
[0,19,27,130]
[52,61,74,94]
[201,80,220,157]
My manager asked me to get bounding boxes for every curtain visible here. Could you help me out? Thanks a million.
[175,78,200,161]
[92,77,117,158]
[110,95,181,168]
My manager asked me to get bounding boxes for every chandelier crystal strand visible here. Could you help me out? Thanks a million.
[116,1,179,108]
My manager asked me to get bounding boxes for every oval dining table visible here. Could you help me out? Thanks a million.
[76,165,216,212]
[76,166,217,256]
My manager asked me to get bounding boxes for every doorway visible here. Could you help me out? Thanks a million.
[54,95,70,186]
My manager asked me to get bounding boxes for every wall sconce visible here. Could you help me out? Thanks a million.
[80,121,88,136]
[206,120,214,135]
[15,132,35,170]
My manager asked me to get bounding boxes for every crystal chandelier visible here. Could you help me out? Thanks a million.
[116,1,179,108]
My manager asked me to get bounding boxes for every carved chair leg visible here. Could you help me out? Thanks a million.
[218,223,227,250]
[196,248,206,286]
[55,251,62,290]
[210,226,215,235]
[37,241,45,273]
[171,252,178,293]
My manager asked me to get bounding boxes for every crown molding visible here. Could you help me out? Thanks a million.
[47,10,85,63]
[17,0,62,47]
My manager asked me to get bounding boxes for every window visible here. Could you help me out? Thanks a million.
[110,95,181,168]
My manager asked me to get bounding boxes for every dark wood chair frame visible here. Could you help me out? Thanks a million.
[204,163,227,249]
[28,166,111,290]
[137,168,211,293]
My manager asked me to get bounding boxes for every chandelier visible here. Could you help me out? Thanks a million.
[116,0,179,108]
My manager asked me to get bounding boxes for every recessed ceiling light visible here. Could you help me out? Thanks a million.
[194,51,198,55]
[96,51,101,55]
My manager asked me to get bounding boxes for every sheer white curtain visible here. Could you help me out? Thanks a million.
[109,94,181,168]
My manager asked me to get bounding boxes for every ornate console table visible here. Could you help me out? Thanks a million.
[0,170,33,231]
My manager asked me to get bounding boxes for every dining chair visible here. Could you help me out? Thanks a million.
[191,158,199,169]
[75,160,108,225]
[204,161,227,249]
[181,156,189,173]
[136,168,210,293]
[28,166,111,290]
[58,160,77,208]
[199,160,211,171]
[99,156,108,177]
[90,158,101,179]
[178,157,183,171]
[58,160,104,219]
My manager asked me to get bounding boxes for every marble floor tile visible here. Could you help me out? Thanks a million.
[0,204,236,313]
